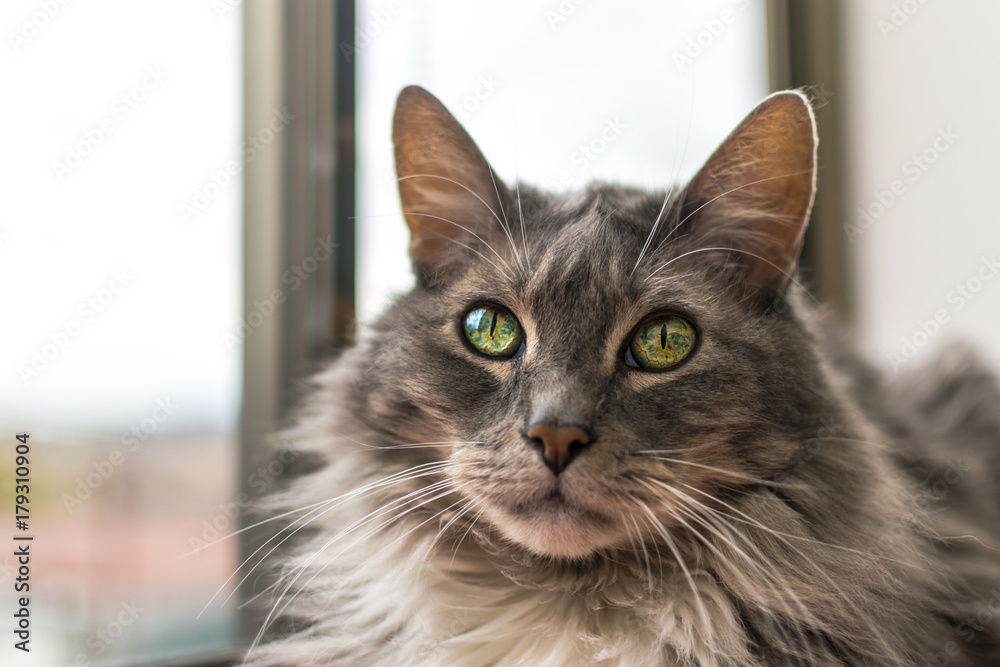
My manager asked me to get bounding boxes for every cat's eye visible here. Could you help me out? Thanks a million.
[626,315,696,370]
[463,306,524,358]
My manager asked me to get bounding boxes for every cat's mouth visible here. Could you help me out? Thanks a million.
[503,482,585,513]
[543,487,567,505]
[482,483,627,559]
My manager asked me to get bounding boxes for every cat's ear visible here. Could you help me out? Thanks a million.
[680,90,817,298]
[393,85,510,285]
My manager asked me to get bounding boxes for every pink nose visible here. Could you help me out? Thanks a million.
[525,424,592,475]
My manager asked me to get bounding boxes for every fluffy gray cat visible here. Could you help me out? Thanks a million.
[243,86,1000,666]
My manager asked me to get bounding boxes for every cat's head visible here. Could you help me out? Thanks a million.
[358,85,826,559]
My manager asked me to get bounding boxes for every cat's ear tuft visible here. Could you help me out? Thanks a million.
[393,85,510,286]
[680,90,817,298]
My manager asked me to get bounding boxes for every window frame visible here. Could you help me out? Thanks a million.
[238,0,356,655]
[767,0,853,325]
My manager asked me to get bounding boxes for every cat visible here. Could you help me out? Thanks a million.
[242,85,1000,666]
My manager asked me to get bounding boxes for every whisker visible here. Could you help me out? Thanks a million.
[675,480,930,572]
[645,246,818,307]
[449,504,487,570]
[484,161,524,273]
[397,172,523,277]
[641,477,824,663]
[199,461,456,618]
[402,211,513,268]
[637,454,804,490]
[631,85,696,277]
[262,481,461,640]
[631,188,674,276]
[512,127,530,271]
[182,460,454,558]
[633,442,728,455]
[402,211,514,280]
[414,494,480,578]
[671,480,914,659]
[935,533,1000,550]
[397,173,508,233]
[652,169,814,256]
[621,496,656,596]
[249,479,459,657]
[346,439,484,451]
[627,492,713,642]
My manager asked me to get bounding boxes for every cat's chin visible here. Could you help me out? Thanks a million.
[486,496,625,559]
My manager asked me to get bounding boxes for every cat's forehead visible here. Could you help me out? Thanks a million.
[535,213,623,281]
[511,197,694,336]
[451,186,698,324]
[526,188,654,271]
[523,189,680,291]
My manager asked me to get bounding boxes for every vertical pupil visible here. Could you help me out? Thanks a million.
[489,311,498,337]
[660,324,667,350]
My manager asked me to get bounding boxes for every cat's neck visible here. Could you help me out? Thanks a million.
[320,522,752,666]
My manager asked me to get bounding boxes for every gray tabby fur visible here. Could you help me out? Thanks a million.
[243,87,1000,666]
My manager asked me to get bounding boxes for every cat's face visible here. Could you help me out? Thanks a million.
[359,86,820,559]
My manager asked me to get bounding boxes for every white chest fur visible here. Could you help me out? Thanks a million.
[314,540,754,667]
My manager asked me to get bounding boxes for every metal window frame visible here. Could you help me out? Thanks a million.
[238,0,355,657]
[767,0,853,326]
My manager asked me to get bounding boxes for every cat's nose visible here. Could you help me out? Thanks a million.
[524,424,592,476]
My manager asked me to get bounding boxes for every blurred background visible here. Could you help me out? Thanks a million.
[1,1,997,665]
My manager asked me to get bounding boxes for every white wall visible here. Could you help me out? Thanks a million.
[843,0,1000,373]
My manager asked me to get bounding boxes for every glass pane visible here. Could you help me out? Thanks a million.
[0,1,242,664]
[357,0,769,321]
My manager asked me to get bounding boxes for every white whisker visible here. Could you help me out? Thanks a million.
[627,492,713,642]
[249,479,460,657]
[402,211,514,280]
[199,461,456,618]
[637,453,804,489]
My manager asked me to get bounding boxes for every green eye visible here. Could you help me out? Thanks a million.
[628,315,696,370]
[463,306,524,358]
